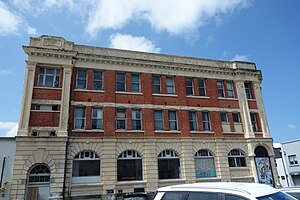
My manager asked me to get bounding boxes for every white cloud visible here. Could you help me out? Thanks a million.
[26,26,38,35]
[0,1,22,36]
[231,54,250,62]
[0,69,13,75]
[0,122,18,137]
[86,0,250,37]
[287,124,296,130]
[109,34,160,53]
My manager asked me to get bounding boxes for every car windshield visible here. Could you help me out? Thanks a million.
[286,192,300,200]
[257,192,297,200]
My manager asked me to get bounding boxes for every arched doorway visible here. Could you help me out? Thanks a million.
[254,146,274,186]
[26,164,50,200]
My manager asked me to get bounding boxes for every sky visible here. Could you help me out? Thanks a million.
[0,0,299,143]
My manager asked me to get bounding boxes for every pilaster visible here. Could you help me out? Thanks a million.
[58,65,73,136]
[235,81,255,138]
[214,139,231,182]
[144,139,158,192]
[18,61,37,136]
[181,139,196,183]
[253,82,270,138]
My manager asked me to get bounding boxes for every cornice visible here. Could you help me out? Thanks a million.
[23,46,77,60]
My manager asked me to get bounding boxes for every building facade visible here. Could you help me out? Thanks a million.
[274,140,300,187]
[10,36,277,199]
[0,137,16,200]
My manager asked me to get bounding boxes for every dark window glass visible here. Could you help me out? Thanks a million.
[74,107,85,129]
[93,71,103,90]
[186,78,194,95]
[202,112,211,131]
[168,111,177,130]
[189,111,198,131]
[132,109,142,130]
[220,112,228,123]
[198,79,206,96]
[217,80,224,97]
[158,159,180,179]
[166,77,175,94]
[250,113,258,132]
[72,151,100,177]
[225,194,248,200]
[116,109,126,129]
[154,110,164,130]
[245,82,252,99]
[162,192,187,200]
[117,150,142,181]
[116,72,125,91]
[228,149,247,167]
[92,108,102,129]
[232,113,240,123]
[76,70,87,89]
[131,74,140,92]
[188,192,218,200]
[38,67,60,88]
[226,81,235,98]
[152,75,161,93]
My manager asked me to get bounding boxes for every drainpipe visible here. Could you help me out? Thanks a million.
[62,138,69,200]
[0,156,6,188]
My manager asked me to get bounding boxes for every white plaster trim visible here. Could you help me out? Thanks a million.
[152,94,178,97]
[190,131,214,134]
[217,97,239,101]
[31,110,60,113]
[154,130,181,133]
[72,130,104,132]
[158,178,186,183]
[31,100,61,104]
[196,177,221,181]
[223,132,244,134]
[33,86,62,90]
[115,130,144,133]
[116,180,146,185]
[186,96,210,99]
[30,127,59,131]
[71,101,242,112]
[115,91,143,95]
[74,89,104,93]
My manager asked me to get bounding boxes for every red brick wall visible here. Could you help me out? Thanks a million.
[29,112,60,127]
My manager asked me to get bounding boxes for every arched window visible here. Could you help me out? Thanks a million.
[228,149,247,167]
[72,151,100,184]
[28,164,50,184]
[117,150,142,181]
[158,149,180,180]
[195,149,216,178]
[26,164,51,200]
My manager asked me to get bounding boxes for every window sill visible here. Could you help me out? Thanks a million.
[221,122,230,125]
[72,129,104,133]
[71,176,101,184]
[116,180,146,185]
[74,89,104,93]
[190,131,214,134]
[31,110,60,113]
[223,132,244,134]
[152,93,178,97]
[217,97,238,101]
[247,99,257,101]
[34,86,62,90]
[115,130,144,133]
[116,91,143,95]
[186,96,209,99]
[289,164,300,167]
[229,167,248,170]
[154,130,181,133]
[158,178,186,183]
[196,177,220,181]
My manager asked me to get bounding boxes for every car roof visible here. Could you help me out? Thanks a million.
[281,187,300,192]
[157,182,279,198]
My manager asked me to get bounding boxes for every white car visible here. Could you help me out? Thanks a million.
[154,182,297,200]
[281,187,300,199]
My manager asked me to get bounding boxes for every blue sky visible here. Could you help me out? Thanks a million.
[0,0,299,143]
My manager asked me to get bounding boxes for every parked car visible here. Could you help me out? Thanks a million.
[123,193,153,200]
[154,182,297,200]
[281,187,300,199]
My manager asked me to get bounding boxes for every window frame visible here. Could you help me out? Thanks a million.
[154,110,164,130]
[288,155,298,166]
[76,69,87,89]
[38,67,60,88]
[186,78,194,96]
[116,72,126,92]
[28,164,51,184]
[217,80,225,97]
[232,113,240,123]
[198,79,206,96]
[132,109,142,130]
[220,112,228,123]
[202,111,211,131]
[194,149,216,178]
[152,75,161,94]
[245,82,252,99]
[166,77,175,94]
[117,150,143,181]
[168,110,178,131]
[226,81,235,98]
[158,150,181,180]
[74,107,86,130]
[228,149,247,168]
[250,113,258,132]
[116,108,126,129]
[131,74,140,92]
[92,108,103,130]
[189,111,198,131]
[93,71,103,90]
